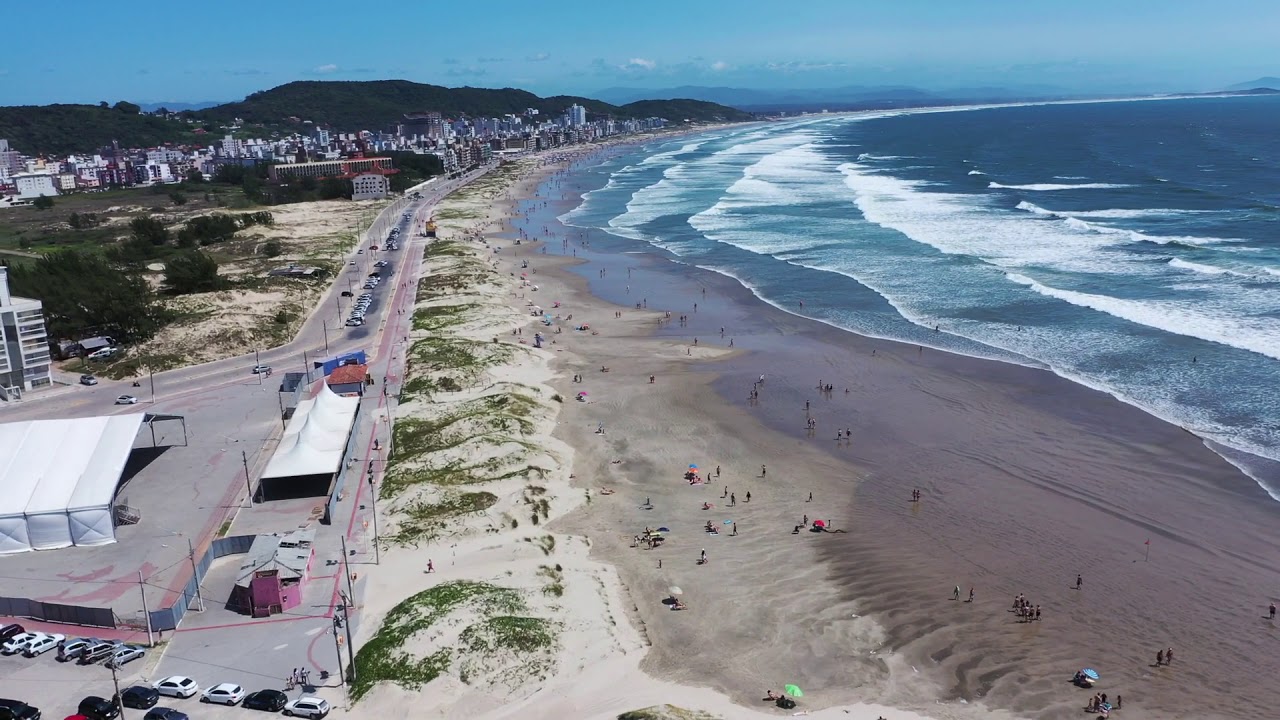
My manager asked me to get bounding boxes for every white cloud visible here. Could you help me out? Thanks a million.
[623,57,656,71]
[765,61,849,73]
[526,52,551,62]
[710,60,730,72]
[312,63,339,74]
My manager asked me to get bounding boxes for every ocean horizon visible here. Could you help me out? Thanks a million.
[559,94,1280,501]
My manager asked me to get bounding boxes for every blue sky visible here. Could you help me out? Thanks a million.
[2,0,1277,105]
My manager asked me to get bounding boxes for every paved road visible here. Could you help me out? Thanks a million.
[0,165,492,715]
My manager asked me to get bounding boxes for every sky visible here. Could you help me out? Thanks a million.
[2,0,1278,105]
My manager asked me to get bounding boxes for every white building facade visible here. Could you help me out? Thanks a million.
[0,267,53,397]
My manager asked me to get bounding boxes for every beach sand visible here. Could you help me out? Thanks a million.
[331,141,1280,720]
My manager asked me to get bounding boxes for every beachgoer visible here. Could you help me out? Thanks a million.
[1271,602,1277,619]
[803,514,808,526]
[1115,695,1122,709]
[1166,646,1174,664]
[761,464,767,477]
[715,465,721,477]
[1156,649,1164,666]
[732,523,737,536]
[730,493,736,506]
[969,588,975,603]
[1076,574,1083,590]
[745,491,751,502]
[426,559,434,573]
[1035,605,1041,621]
[807,492,813,502]
[722,487,728,498]
[953,585,960,601]
[700,548,707,564]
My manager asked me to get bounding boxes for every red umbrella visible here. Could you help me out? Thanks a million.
[812,520,826,528]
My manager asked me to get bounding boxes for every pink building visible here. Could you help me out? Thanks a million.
[228,528,315,617]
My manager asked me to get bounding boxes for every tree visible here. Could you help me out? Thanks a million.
[262,241,283,257]
[69,212,83,229]
[130,216,170,246]
[32,195,54,210]
[113,101,142,115]
[162,250,225,294]
[5,250,165,342]
[169,191,188,206]
[318,177,352,200]
[185,168,205,184]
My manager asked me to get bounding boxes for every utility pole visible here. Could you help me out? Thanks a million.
[338,592,357,683]
[322,321,330,353]
[340,535,357,596]
[304,350,311,382]
[187,538,205,612]
[138,571,153,647]
[368,473,380,565]
[149,370,156,405]
[242,450,253,507]
[255,349,262,384]
[276,393,286,430]
[330,617,345,686]
[109,661,124,718]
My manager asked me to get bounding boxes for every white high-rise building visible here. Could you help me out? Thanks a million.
[569,104,587,127]
[0,267,52,397]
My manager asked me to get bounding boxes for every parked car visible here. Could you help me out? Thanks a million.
[115,395,138,405]
[251,364,272,375]
[200,683,245,705]
[76,696,119,720]
[57,637,97,662]
[78,641,121,665]
[0,625,23,643]
[0,698,40,720]
[104,645,145,668]
[21,632,64,657]
[80,375,98,386]
[340,290,353,297]
[153,676,199,699]
[282,697,330,719]
[142,709,187,720]
[242,690,287,712]
[0,633,39,655]
[120,686,159,710]
[87,347,118,360]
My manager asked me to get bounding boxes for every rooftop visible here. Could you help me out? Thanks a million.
[234,527,315,588]
[327,363,367,386]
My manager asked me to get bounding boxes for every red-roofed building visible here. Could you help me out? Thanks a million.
[327,363,367,396]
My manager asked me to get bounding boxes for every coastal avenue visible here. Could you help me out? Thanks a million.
[0,163,494,717]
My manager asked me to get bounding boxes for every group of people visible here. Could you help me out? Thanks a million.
[1155,647,1175,666]
[1010,594,1042,622]
[285,667,310,690]
[1086,692,1119,714]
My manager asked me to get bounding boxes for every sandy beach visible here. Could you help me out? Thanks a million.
[325,137,1280,720]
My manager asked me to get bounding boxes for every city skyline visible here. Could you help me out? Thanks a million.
[2,0,1278,106]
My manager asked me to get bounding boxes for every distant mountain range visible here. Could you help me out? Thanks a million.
[0,80,751,155]
[1226,77,1280,91]
[592,84,1083,111]
[136,101,225,113]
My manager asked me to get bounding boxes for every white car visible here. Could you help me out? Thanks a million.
[22,632,65,657]
[283,697,330,718]
[154,675,200,698]
[251,364,272,375]
[201,682,246,705]
[116,395,139,404]
[87,347,118,360]
[1,632,40,655]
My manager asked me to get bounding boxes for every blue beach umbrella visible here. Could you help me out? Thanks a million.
[657,526,671,532]
[724,519,733,525]
[1082,668,1099,681]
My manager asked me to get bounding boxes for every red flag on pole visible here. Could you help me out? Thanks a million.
[1145,539,1150,545]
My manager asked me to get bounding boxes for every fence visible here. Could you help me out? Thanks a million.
[148,534,256,631]
[0,595,116,628]
[324,399,368,525]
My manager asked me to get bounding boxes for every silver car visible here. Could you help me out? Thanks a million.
[105,644,145,668]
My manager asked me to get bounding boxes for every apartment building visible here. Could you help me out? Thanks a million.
[0,267,53,397]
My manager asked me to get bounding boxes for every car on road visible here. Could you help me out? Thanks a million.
[80,374,98,386]
[56,636,96,662]
[78,640,121,665]
[251,364,272,374]
[142,709,188,720]
[120,686,159,710]
[282,697,330,719]
[242,690,288,712]
[0,698,40,720]
[115,395,138,405]
[104,644,145,668]
[200,683,245,705]
[340,290,353,297]
[153,676,199,699]
[0,632,39,655]
[77,696,119,720]
[21,632,64,657]
[374,260,388,267]
[0,625,23,643]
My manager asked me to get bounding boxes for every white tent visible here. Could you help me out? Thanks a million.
[0,414,145,554]
[260,381,360,480]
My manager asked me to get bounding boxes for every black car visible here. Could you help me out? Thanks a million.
[0,699,41,720]
[242,689,288,712]
[77,696,119,720]
[0,625,23,643]
[120,686,159,710]
[143,709,188,720]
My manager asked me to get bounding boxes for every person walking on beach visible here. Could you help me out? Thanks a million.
[1156,649,1164,666]
[953,585,961,601]
[745,491,752,503]
[730,493,736,507]
[1075,574,1083,590]
[426,559,434,573]
[761,464,767,478]
[732,522,737,536]
[1166,646,1174,665]
[1270,602,1277,620]
[700,548,707,564]
[968,588,975,603]
[807,492,813,502]
[722,486,729,498]
[715,464,721,478]
[1034,605,1041,621]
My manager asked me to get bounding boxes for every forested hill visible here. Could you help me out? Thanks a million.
[0,81,750,154]
[202,80,751,128]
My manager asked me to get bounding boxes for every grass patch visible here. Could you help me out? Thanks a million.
[617,707,720,720]
[385,491,498,547]
[537,564,564,598]
[351,579,556,702]
[413,302,481,332]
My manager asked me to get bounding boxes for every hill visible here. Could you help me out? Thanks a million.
[201,80,750,128]
[593,83,1081,110]
[0,102,196,155]
[1227,77,1280,91]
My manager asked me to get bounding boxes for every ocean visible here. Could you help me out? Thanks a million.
[560,95,1280,499]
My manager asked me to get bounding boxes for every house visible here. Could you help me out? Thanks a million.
[228,528,315,617]
[326,363,367,396]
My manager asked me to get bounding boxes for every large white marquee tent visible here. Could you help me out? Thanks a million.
[0,413,146,554]
[260,381,360,481]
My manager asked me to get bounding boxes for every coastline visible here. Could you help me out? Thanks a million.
[332,136,1279,720]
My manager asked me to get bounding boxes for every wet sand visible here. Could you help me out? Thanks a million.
[517,155,1280,720]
